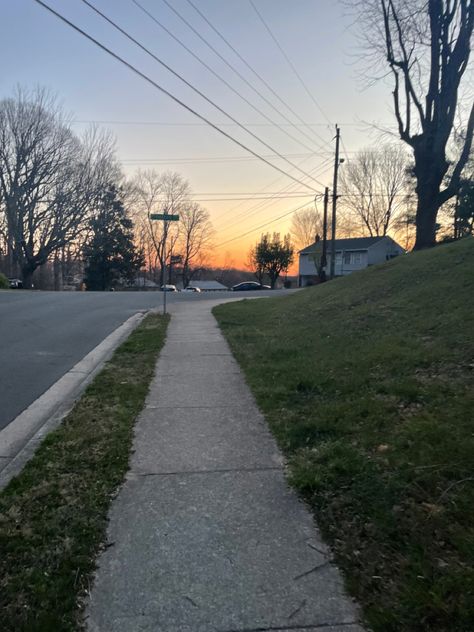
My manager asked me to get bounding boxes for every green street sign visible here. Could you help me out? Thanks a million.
[150,213,180,221]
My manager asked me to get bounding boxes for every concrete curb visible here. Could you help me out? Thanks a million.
[0,311,147,491]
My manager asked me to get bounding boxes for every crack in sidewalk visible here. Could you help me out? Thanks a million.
[293,561,331,581]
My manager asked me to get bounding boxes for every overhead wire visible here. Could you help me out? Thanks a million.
[249,0,332,126]
[77,0,326,191]
[215,197,323,248]
[131,0,323,156]
[119,152,339,165]
[214,158,334,234]
[72,119,380,128]
[32,0,324,193]
[159,0,329,153]
[210,152,318,221]
[183,0,330,148]
[151,194,314,202]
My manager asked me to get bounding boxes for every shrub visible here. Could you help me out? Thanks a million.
[0,273,9,289]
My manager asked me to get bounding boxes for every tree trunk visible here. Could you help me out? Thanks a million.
[22,268,34,289]
[413,192,439,249]
[413,143,447,250]
[53,255,61,291]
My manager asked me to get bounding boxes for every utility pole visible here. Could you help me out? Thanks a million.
[320,187,329,282]
[330,125,341,279]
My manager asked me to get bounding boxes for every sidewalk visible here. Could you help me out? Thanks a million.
[87,300,364,632]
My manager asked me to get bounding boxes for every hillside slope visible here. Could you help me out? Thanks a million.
[214,238,474,632]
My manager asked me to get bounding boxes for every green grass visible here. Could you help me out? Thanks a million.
[214,238,474,632]
[0,313,169,632]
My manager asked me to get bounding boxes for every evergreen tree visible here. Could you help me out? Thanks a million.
[83,187,144,291]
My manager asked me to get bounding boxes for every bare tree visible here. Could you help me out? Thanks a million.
[178,202,213,288]
[133,170,190,287]
[0,88,118,287]
[340,144,409,237]
[289,208,323,250]
[351,0,474,249]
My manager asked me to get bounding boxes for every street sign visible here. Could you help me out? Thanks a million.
[149,213,180,315]
[149,213,180,221]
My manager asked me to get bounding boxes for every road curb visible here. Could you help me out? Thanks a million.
[0,311,147,491]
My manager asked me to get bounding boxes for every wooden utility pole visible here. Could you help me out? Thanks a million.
[320,187,329,282]
[330,125,340,279]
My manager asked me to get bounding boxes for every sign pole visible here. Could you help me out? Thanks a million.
[163,230,167,315]
[149,213,180,315]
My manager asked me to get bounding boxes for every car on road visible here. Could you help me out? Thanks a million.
[8,278,23,289]
[183,286,201,293]
[231,282,271,291]
[160,284,178,292]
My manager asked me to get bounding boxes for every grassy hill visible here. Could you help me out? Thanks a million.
[214,238,474,632]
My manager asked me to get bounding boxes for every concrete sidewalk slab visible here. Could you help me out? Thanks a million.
[132,407,282,474]
[86,301,364,632]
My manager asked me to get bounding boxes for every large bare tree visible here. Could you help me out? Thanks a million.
[0,88,118,287]
[133,170,190,286]
[289,208,323,250]
[178,202,213,288]
[340,144,409,237]
[352,0,474,249]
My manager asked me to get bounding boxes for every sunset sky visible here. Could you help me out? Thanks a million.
[2,0,400,268]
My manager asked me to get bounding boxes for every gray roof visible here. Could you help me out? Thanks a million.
[299,236,387,255]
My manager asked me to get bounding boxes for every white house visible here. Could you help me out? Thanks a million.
[298,236,405,287]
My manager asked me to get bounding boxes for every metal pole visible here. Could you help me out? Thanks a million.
[163,228,167,315]
[330,125,340,279]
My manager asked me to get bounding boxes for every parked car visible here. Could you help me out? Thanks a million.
[183,286,201,293]
[231,282,270,291]
[8,278,23,289]
[160,284,178,292]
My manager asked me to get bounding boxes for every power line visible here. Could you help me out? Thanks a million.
[131,0,323,156]
[214,158,334,232]
[120,151,314,164]
[160,0,329,154]
[72,119,381,128]
[78,0,325,191]
[183,0,330,148]
[32,1,321,193]
[249,0,332,126]
[154,194,314,202]
[183,191,314,195]
[211,152,318,221]
[215,198,322,248]
[341,136,351,164]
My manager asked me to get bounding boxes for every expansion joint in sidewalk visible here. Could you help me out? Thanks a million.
[144,405,253,410]
[134,465,283,477]
[217,620,361,632]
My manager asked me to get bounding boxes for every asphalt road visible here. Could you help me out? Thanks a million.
[0,289,284,431]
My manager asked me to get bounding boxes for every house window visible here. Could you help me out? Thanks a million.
[344,252,362,265]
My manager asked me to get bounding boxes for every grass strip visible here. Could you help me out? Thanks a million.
[0,312,169,632]
[214,239,474,632]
